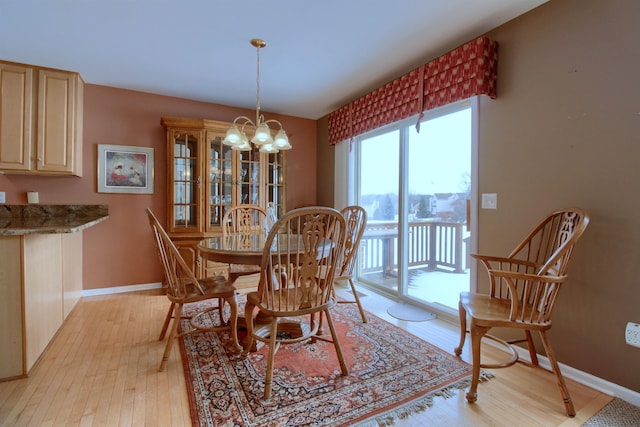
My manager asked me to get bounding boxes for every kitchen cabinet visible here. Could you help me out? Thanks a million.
[0,204,108,381]
[0,233,81,380]
[0,60,84,176]
[161,117,286,278]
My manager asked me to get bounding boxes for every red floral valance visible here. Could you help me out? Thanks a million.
[328,36,498,145]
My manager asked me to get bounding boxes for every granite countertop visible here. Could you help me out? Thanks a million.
[0,205,109,236]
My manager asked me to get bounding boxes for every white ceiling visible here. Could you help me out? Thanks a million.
[0,0,546,120]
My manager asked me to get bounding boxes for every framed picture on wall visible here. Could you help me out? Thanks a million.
[97,144,154,194]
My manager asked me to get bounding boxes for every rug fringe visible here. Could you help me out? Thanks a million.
[356,371,494,427]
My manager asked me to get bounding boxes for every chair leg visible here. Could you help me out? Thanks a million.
[218,297,225,326]
[225,295,242,351]
[263,320,279,399]
[324,309,349,376]
[159,302,175,341]
[347,278,368,323]
[159,303,182,372]
[241,302,256,359]
[539,331,576,417]
[454,301,467,356]
[524,330,539,365]
[312,312,322,334]
[466,323,490,403]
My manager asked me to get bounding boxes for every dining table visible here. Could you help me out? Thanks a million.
[199,230,268,269]
[198,230,327,347]
[198,231,336,266]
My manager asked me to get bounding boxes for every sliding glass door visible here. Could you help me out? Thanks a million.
[354,100,474,312]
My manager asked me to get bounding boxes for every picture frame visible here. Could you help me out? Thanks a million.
[97,144,154,194]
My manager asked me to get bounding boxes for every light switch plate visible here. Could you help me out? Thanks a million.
[0,192,5,204]
[481,193,497,209]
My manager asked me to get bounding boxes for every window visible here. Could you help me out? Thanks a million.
[337,99,477,313]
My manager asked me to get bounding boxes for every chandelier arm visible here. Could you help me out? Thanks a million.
[232,116,255,126]
[263,119,284,129]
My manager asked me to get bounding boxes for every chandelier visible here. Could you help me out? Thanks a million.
[222,39,291,153]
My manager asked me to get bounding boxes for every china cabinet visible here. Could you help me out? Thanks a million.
[161,117,286,278]
[0,60,83,176]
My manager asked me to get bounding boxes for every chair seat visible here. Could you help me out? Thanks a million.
[167,276,236,303]
[459,292,549,331]
[246,287,331,316]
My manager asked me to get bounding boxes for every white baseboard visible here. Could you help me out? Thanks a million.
[510,343,640,406]
[82,282,163,297]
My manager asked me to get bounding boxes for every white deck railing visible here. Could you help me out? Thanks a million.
[360,220,469,276]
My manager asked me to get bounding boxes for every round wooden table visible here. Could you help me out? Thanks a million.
[198,231,308,347]
[198,232,267,266]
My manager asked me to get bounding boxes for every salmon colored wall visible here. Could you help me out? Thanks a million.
[0,84,317,290]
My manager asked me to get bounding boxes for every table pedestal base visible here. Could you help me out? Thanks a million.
[237,313,307,352]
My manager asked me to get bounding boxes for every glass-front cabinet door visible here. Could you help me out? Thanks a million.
[205,134,265,232]
[205,131,233,232]
[238,146,261,206]
[167,128,202,233]
[265,151,285,217]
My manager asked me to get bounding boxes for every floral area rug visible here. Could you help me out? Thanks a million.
[582,398,640,426]
[178,301,491,427]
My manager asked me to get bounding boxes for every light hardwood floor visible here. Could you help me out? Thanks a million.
[0,283,611,427]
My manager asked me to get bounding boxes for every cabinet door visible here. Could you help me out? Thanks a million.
[62,232,83,318]
[205,131,233,233]
[37,69,81,174]
[174,242,200,276]
[168,129,202,233]
[238,146,262,207]
[0,63,33,171]
[23,234,63,372]
[0,236,24,379]
[264,151,286,217]
[173,240,228,279]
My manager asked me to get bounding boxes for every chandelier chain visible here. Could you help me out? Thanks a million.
[255,42,261,123]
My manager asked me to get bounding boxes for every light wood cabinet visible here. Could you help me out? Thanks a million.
[0,60,83,176]
[0,232,83,380]
[161,117,286,278]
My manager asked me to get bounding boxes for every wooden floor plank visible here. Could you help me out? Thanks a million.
[0,286,611,427]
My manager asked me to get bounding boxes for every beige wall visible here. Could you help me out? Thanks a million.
[317,0,640,392]
[316,116,334,206]
[0,85,317,290]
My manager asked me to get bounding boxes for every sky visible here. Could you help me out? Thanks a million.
[360,108,471,196]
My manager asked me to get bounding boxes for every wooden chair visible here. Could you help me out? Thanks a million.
[334,205,368,322]
[222,205,268,284]
[241,206,348,399]
[454,208,589,416]
[146,208,241,372]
